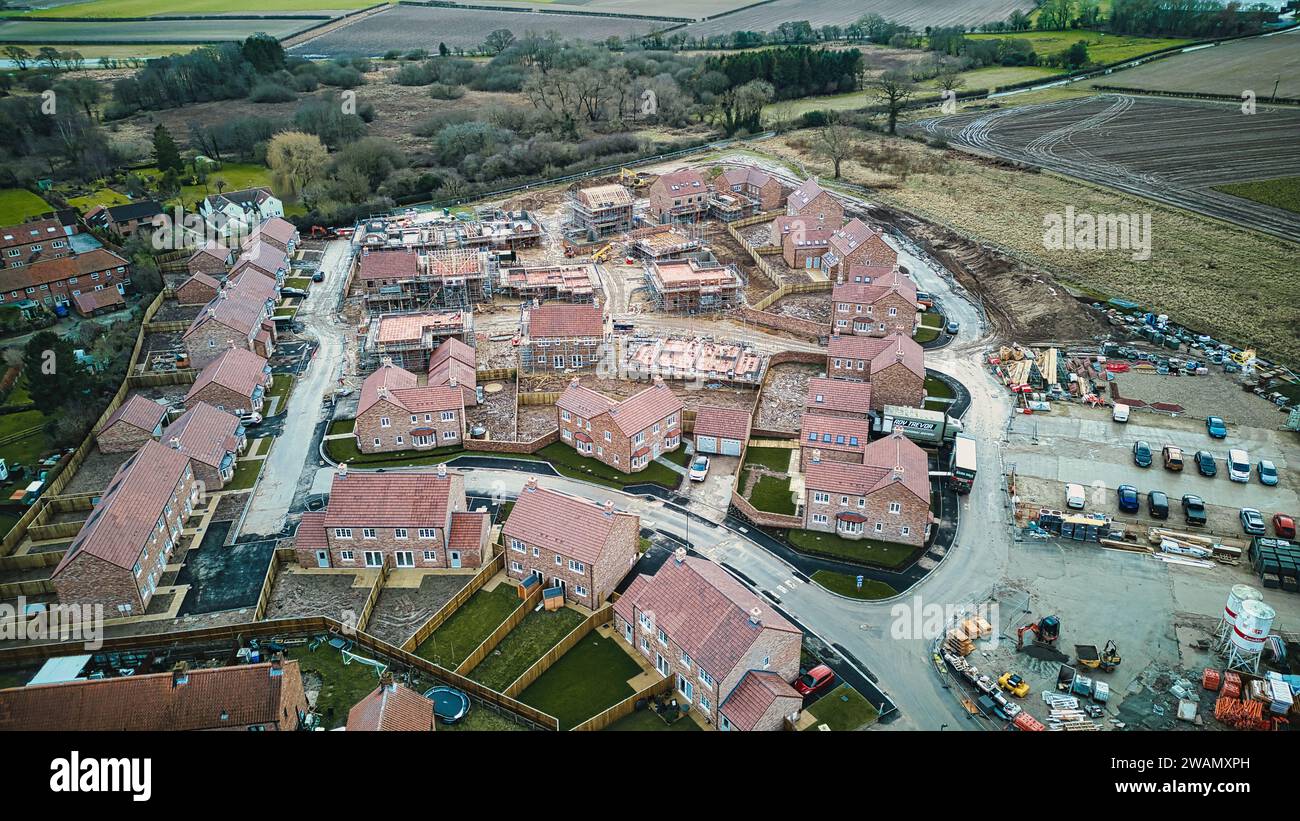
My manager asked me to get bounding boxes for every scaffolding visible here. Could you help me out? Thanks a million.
[361,310,474,373]
[566,184,635,241]
[629,224,705,260]
[361,248,496,313]
[643,257,745,314]
[623,335,766,386]
[497,263,602,303]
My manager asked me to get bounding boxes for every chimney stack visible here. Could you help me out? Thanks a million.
[524,477,538,492]
[169,436,181,450]
[748,607,762,627]
[437,463,446,478]
[673,547,686,565]
[603,500,614,517]
[337,462,348,478]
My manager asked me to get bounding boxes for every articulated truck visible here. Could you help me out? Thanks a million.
[949,433,977,494]
[872,405,963,446]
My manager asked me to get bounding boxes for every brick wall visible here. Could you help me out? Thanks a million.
[175,278,219,306]
[868,362,925,410]
[186,383,259,415]
[737,307,825,341]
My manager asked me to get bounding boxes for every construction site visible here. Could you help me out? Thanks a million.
[623,335,767,387]
[353,247,497,312]
[361,310,474,373]
[642,257,745,314]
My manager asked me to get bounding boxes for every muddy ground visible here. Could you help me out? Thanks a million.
[768,292,832,324]
[365,573,471,647]
[756,363,819,432]
[522,372,758,414]
[469,380,518,440]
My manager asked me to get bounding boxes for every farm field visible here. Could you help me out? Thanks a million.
[912,94,1300,240]
[0,43,200,59]
[678,0,1036,39]
[0,188,51,223]
[967,29,1193,64]
[0,17,314,43]
[11,0,364,16]
[1213,176,1300,215]
[1086,29,1300,98]
[288,4,671,56]
[478,0,734,17]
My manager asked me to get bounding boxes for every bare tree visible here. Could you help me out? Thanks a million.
[815,123,857,179]
[873,69,916,135]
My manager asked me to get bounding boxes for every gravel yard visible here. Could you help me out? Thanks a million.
[264,570,372,622]
[364,573,472,647]
[212,492,251,522]
[469,381,520,441]
[756,363,819,432]
[1111,369,1289,429]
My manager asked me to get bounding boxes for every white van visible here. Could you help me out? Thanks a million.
[1112,403,1130,423]
[1065,483,1086,510]
[1228,448,1251,483]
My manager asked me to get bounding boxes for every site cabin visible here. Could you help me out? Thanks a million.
[949,433,977,494]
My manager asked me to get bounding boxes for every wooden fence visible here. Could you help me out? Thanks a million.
[518,390,561,406]
[476,367,516,381]
[251,547,295,622]
[0,549,63,572]
[503,604,612,699]
[354,558,393,635]
[401,553,505,653]
[456,582,541,675]
[571,671,674,732]
[126,369,196,388]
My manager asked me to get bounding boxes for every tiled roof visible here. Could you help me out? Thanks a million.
[163,402,242,470]
[0,660,305,731]
[359,250,419,281]
[720,165,774,190]
[605,381,682,438]
[800,413,871,454]
[358,363,463,416]
[183,285,268,339]
[720,670,800,731]
[104,200,163,223]
[556,381,614,420]
[101,394,166,436]
[613,556,799,684]
[0,248,128,293]
[54,440,191,573]
[187,241,232,266]
[346,683,435,731]
[691,405,751,440]
[233,241,287,278]
[181,271,222,293]
[428,338,476,398]
[295,511,328,551]
[0,218,62,251]
[527,302,604,340]
[186,348,270,403]
[804,432,930,502]
[322,471,458,529]
[828,333,925,380]
[783,228,833,248]
[805,377,871,415]
[502,485,633,566]
[654,168,706,193]
[833,268,917,308]
[375,312,463,344]
[72,287,125,314]
[827,218,877,257]
[447,511,488,551]
[249,217,298,246]
[787,178,827,211]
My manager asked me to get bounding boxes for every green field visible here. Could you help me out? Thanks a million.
[138,162,306,216]
[0,189,50,224]
[414,584,520,669]
[967,30,1192,65]
[0,43,200,59]
[1213,176,1300,216]
[15,0,378,17]
[64,187,132,211]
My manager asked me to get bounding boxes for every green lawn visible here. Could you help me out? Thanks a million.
[65,187,132,212]
[920,311,945,329]
[741,446,794,474]
[273,307,298,319]
[812,570,897,600]
[224,458,262,491]
[914,326,941,344]
[139,162,306,217]
[0,409,51,466]
[440,706,531,731]
[749,473,795,515]
[781,528,918,569]
[469,606,586,692]
[919,64,1060,94]
[327,437,541,469]
[605,707,701,731]
[0,189,50,224]
[267,373,294,403]
[924,374,955,400]
[287,643,387,730]
[537,442,681,491]
[518,633,641,730]
[250,437,272,457]
[966,30,1192,65]
[803,684,879,731]
[414,584,521,670]
[283,277,312,291]
[663,446,692,468]
[1213,176,1300,216]
[327,418,355,435]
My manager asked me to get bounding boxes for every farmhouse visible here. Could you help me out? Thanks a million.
[346,678,436,731]
[199,187,284,238]
[644,258,743,313]
[802,433,931,547]
[186,241,235,278]
[294,465,489,570]
[831,267,919,338]
[95,394,166,454]
[691,406,751,456]
[613,552,802,731]
[184,347,272,415]
[51,440,198,614]
[804,376,872,420]
[0,659,308,731]
[364,310,473,373]
[648,168,708,223]
[175,271,222,306]
[799,412,871,470]
[569,183,635,238]
[0,248,130,313]
[827,333,926,410]
[427,337,478,407]
[784,178,843,228]
[85,200,163,240]
[354,360,466,454]
[519,302,608,373]
[502,478,639,606]
[556,377,682,473]
[709,165,786,221]
[822,219,898,276]
[162,402,247,491]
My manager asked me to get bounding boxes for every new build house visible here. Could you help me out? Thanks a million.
[827,333,926,410]
[821,219,898,276]
[520,302,609,373]
[184,347,272,416]
[614,552,803,730]
[831,267,919,338]
[569,183,635,237]
[354,361,466,454]
[644,258,743,313]
[427,337,478,408]
[556,377,683,473]
[804,376,872,420]
[364,310,472,373]
[799,412,872,470]
[802,432,931,547]
[785,178,844,228]
[347,679,436,731]
[648,168,708,223]
[182,275,277,369]
[242,217,299,255]
[294,466,489,570]
[502,479,639,606]
[95,394,167,454]
[175,271,222,306]
[691,406,752,456]
[51,440,199,614]
[231,241,288,287]
[163,402,247,491]
[186,241,235,278]
[709,166,787,221]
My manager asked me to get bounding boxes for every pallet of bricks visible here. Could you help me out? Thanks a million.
[1249,537,1300,593]
[1203,667,1296,729]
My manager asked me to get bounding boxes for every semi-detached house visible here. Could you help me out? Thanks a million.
[827,332,926,411]
[831,266,919,338]
[184,347,272,416]
[556,377,682,473]
[802,432,931,547]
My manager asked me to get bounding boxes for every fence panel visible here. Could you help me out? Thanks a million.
[571,672,674,732]
[401,553,505,652]
[503,604,611,699]
[455,582,540,675]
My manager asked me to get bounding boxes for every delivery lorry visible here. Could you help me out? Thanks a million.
[872,405,964,446]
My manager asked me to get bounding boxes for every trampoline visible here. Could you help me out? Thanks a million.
[424,686,471,724]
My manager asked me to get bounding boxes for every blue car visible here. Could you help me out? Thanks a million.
[1206,416,1227,438]
[1116,484,1140,513]
[1258,460,1279,487]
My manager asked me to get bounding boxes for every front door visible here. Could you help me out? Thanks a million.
[449,551,461,569]
[625,622,633,643]
[315,550,329,568]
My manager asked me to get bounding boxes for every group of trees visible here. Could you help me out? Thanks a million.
[704,46,864,101]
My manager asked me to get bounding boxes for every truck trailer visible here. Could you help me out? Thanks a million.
[873,405,963,446]
[949,433,977,494]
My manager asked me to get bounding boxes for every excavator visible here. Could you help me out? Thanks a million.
[1015,615,1061,650]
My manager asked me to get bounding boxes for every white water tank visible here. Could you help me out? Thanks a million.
[1229,599,1275,654]
[1224,584,1262,625]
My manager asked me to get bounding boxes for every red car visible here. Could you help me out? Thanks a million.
[1273,514,1296,540]
[794,664,835,696]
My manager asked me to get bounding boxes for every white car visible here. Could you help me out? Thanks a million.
[1227,448,1250,483]
[238,411,264,426]
[689,455,710,482]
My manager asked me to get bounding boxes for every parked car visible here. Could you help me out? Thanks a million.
[1065,482,1086,510]
[1148,491,1169,520]
[1227,448,1250,483]
[238,411,263,426]
[1162,446,1183,471]
[1258,460,1279,487]
[946,321,960,335]
[794,664,835,696]
[1206,416,1228,439]
[280,287,308,297]
[1112,403,1130,423]
[1273,513,1296,540]
[688,455,710,482]
[1133,441,1153,468]
[1116,484,1140,513]
[1182,495,1207,526]
[311,271,325,282]
[1239,507,1266,536]
[1194,450,1217,477]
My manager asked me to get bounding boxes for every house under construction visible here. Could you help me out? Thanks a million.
[356,247,495,312]
[567,184,635,240]
[628,224,704,261]
[644,257,744,314]
[362,310,474,373]
[498,263,602,303]
[353,208,542,252]
[624,336,767,386]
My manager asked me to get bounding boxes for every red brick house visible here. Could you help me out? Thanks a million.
[802,432,931,547]
[799,412,871,470]
[785,178,843,227]
[521,302,609,373]
[831,266,918,337]
[230,240,288,287]
[95,394,166,454]
[175,271,222,306]
[428,337,478,408]
[243,217,299,255]
[805,376,872,420]
[613,552,803,730]
[346,679,435,731]
[0,248,130,313]
[163,401,246,491]
[556,377,683,473]
[186,241,235,277]
[827,333,926,410]
[184,347,272,415]
[709,166,787,220]
[781,226,833,270]
[354,361,466,454]
[182,278,276,369]
[0,659,308,731]
[502,478,639,606]
[51,440,199,615]
[822,219,898,277]
[1,217,73,269]
[648,168,708,223]
[294,465,489,570]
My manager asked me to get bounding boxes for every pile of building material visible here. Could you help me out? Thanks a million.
[1204,667,1296,729]
[944,627,975,657]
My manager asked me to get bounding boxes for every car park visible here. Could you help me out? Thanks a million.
[1194,450,1217,477]
[1182,495,1207,526]
[1273,514,1296,540]
[1258,460,1279,486]
[1162,446,1183,471]
[688,455,710,482]
[794,664,835,696]
[1206,416,1227,438]
[1116,484,1139,513]
[1227,449,1250,483]
[1148,491,1169,520]
[1132,441,1152,468]
[1239,507,1266,536]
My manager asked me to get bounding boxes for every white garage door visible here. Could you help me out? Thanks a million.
[721,438,742,456]
[697,435,718,454]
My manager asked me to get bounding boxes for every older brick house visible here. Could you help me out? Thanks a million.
[294,465,489,570]
[1,217,73,268]
[86,200,164,240]
[346,678,436,731]
[799,412,871,470]
[0,247,130,314]
[184,347,272,415]
[0,658,308,731]
[831,267,919,338]
[613,552,803,730]
[827,333,926,410]
[163,402,246,491]
[95,394,166,453]
[51,440,199,615]
[648,168,708,223]
[354,361,466,454]
[182,277,276,369]
[556,377,683,473]
[520,302,608,373]
[821,219,898,277]
[804,376,872,420]
[802,432,931,547]
[175,271,222,306]
[502,478,639,606]
[785,178,843,228]
[186,241,235,277]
